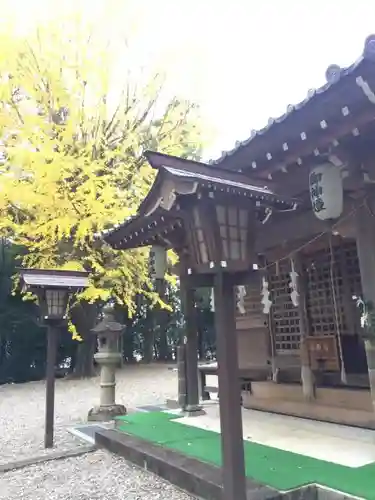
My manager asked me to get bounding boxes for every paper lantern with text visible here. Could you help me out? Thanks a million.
[309,164,343,221]
[149,245,167,279]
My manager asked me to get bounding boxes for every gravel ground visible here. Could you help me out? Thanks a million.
[0,450,193,499]
[0,364,194,499]
[0,364,177,465]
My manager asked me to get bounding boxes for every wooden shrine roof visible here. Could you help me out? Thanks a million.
[20,269,89,289]
[140,151,298,214]
[102,209,185,250]
[101,152,298,250]
[211,34,375,178]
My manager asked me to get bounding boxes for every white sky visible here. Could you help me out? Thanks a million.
[1,0,375,159]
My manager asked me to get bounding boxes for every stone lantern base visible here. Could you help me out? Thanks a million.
[88,403,127,422]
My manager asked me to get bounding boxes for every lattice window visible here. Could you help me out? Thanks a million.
[342,242,362,310]
[216,205,249,261]
[268,260,300,353]
[192,208,208,264]
[304,240,362,337]
[266,240,362,354]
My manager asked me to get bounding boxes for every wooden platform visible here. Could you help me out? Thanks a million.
[242,381,375,429]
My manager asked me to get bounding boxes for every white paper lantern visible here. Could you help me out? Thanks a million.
[149,245,167,279]
[309,163,343,221]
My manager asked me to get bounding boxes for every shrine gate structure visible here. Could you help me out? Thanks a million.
[103,151,297,500]
[101,34,375,500]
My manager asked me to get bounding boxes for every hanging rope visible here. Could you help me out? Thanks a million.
[260,202,363,273]
[328,233,347,384]
[256,200,364,385]
[259,256,277,380]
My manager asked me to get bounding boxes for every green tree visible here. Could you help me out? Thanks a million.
[0,240,81,384]
[0,14,207,374]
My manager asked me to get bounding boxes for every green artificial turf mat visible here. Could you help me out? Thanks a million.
[118,411,375,499]
[117,420,215,445]
[115,411,179,425]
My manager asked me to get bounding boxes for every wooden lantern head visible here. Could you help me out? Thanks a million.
[19,269,89,321]
[184,194,256,274]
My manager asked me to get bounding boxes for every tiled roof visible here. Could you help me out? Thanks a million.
[210,34,375,167]
[162,165,297,206]
[20,269,89,289]
[98,215,138,239]
[163,166,271,193]
[98,157,299,243]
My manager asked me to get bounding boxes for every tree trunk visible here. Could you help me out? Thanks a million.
[158,323,170,360]
[122,331,135,363]
[70,302,98,378]
[0,334,6,382]
[0,333,5,366]
[114,305,135,364]
[73,335,97,378]
[156,278,171,361]
[143,331,154,363]
[68,346,77,374]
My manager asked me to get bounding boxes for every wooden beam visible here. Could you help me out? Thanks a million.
[256,197,359,253]
[145,150,275,189]
[145,150,210,172]
[183,273,214,288]
[256,210,327,252]
[264,162,366,199]
[266,165,310,197]
[182,270,257,288]
[256,108,375,177]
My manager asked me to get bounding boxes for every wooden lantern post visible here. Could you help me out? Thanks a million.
[19,269,89,448]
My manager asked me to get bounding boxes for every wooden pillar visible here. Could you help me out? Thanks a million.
[214,271,247,500]
[355,200,375,411]
[45,324,58,448]
[293,254,315,400]
[180,277,204,416]
[177,344,187,410]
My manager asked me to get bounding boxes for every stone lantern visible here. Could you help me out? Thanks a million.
[88,305,126,421]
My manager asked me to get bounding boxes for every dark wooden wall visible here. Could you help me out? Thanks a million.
[235,236,367,375]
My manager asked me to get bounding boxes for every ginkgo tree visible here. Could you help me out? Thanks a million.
[0,12,208,373]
